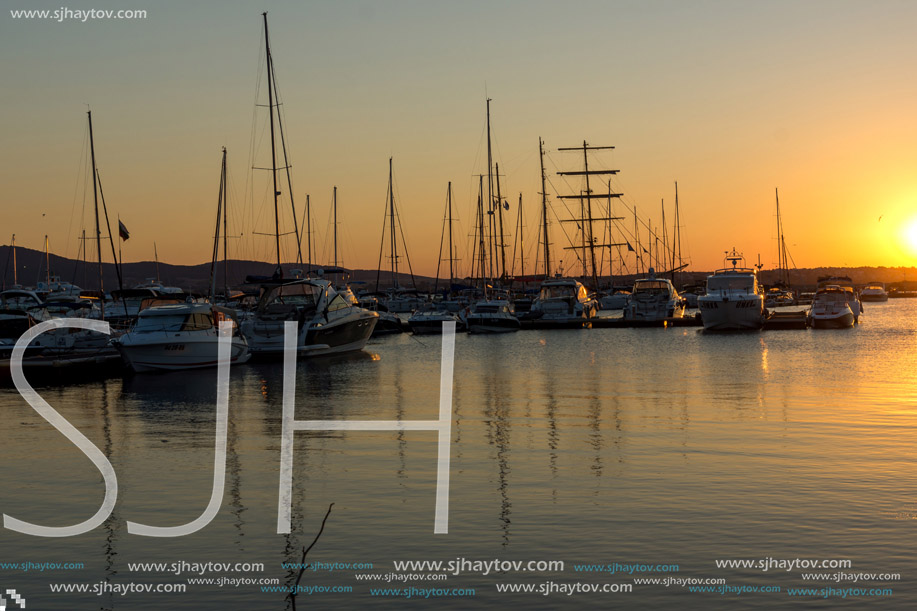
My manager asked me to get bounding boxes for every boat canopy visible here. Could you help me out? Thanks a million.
[707,275,757,292]
[257,281,324,310]
[633,280,672,292]
[538,282,587,301]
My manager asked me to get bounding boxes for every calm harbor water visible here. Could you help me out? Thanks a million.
[2,301,917,609]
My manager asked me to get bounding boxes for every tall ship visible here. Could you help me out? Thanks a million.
[697,249,766,330]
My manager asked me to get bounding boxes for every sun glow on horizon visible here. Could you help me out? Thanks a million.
[901,216,917,259]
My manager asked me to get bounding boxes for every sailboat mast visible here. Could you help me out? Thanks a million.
[263,12,282,275]
[209,147,226,302]
[517,193,525,283]
[87,110,105,319]
[81,230,86,288]
[661,199,669,279]
[674,182,682,283]
[538,138,551,278]
[12,234,17,286]
[154,242,161,282]
[485,99,497,281]
[388,158,398,288]
[776,187,789,286]
[634,205,641,275]
[223,153,228,294]
[305,194,312,269]
[495,161,507,280]
[447,182,454,288]
[333,186,338,268]
[477,174,488,294]
[44,235,50,289]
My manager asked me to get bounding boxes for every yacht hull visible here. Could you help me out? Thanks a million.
[116,337,250,372]
[303,313,377,356]
[466,316,520,334]
[698,297,765,330]
[809,311,855,329]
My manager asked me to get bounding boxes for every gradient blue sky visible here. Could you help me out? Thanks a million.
[2,0,916,276]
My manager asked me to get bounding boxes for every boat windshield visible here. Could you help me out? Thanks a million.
[134,312,213,333]
[538,286,574,300]
[707,276,756,292]
[633,281,671,295]
[815,292,848,305]
[1,294,42,310]
[259,283,321,309]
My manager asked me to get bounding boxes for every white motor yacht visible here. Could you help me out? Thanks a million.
[529,278,598,326]
[808,286,856,329]
[0,289,112,359]
[599,289,631,310]
[859,282,888,302]
[114,303,250,372]
[623,271,685,321]
[465,299,520,334]
[241,279,378,357]
[408,306,463,335]
[816,276,862,322]
[698,250,766,330]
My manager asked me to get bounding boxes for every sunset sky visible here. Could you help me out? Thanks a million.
[2,0,916,278]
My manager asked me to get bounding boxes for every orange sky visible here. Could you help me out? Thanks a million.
[2,0,916,278]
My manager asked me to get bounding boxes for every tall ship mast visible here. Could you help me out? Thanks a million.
[556,141,622,290]
[537,138,552,279]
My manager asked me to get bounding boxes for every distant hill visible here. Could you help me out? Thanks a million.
[3,245,917,292]
[0,245,436,293]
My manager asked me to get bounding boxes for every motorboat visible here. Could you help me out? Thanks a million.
[528,278,598,326]
[408,306,464,335]
[764,287,796,308]
[816,276,862,322]
[623,270,685,321]
[383,288,426,314]
[113,303,250,372]
[859,282,888,302]
[807,286,856,329]
[599,288,631,310]
[697,250,766,330]
[0,289,112,359]
[358,294,406,335]
[679,285,702,309]
[241,279,378,357]
[465,299,520,334]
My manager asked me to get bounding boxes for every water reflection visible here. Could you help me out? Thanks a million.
[2,302,917,609]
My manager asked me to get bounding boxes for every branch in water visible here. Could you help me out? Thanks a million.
[289,503,334,610]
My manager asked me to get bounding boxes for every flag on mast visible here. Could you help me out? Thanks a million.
[118,219,130,241]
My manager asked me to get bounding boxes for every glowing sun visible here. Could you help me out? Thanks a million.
[902,218,917,256]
